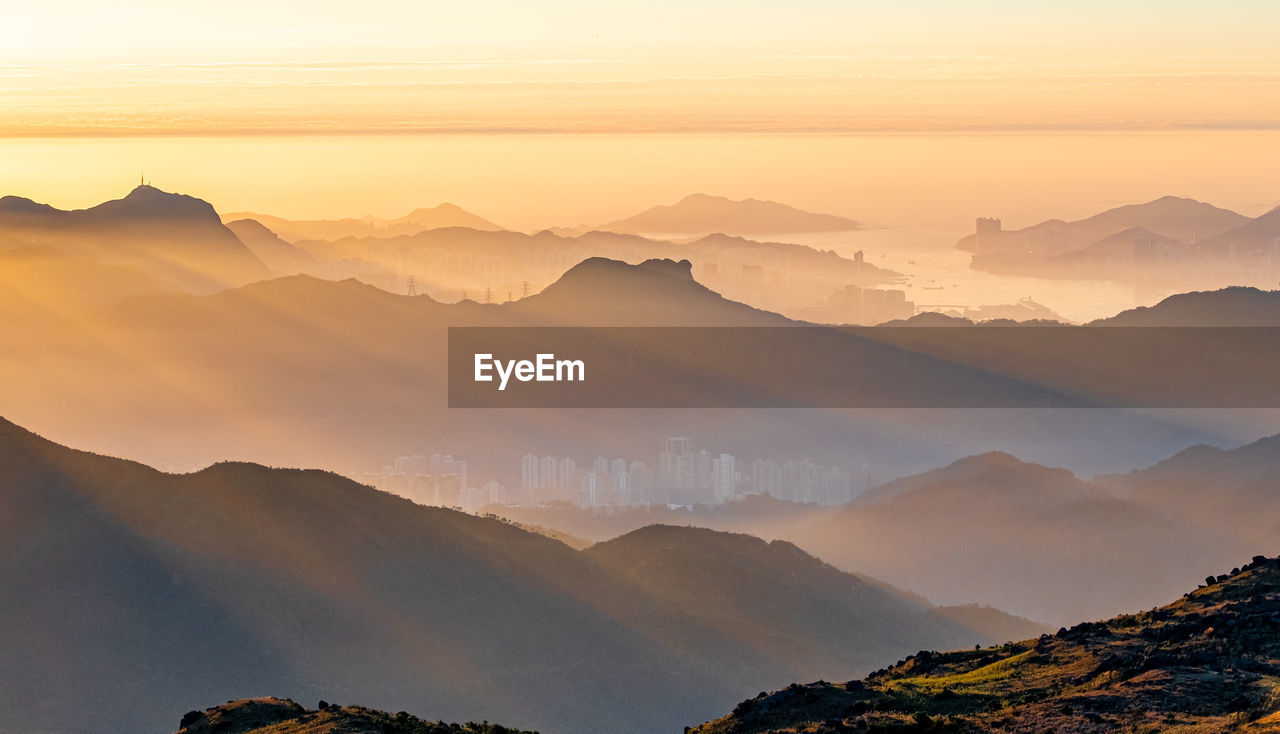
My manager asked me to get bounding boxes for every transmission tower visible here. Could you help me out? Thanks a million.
[521,280,530,298]
[406,275,417,296]
[484,286,493,304]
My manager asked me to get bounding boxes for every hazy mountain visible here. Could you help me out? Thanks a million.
[690,556,1280,734]
[583,526,1033,678]
[0,259,805,473]
[175,698,534,734]
[0,416,1016,734]
[0,415,745,734]
[289,223,895,319]
[1194,202,1280,257]
[485,494,839,545]
[930,604,1051,644]
[224,218,322,276]
[1102,433,1280,542]
[223,204,503,242]
[601,194,860,235]
[853,451,1083,506]
[577,229,896,282]
[790,451,1250,625]
[1090,286,1280,325]
[0,185,270,293]
[506,257,790,325]
[1068,195,1249,243]
[958,195,1249,254]
[1059,225,1182,261]
[0,252,1264,483]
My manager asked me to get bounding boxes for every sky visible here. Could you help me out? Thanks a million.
[2,1,1279,226]
[5,1,1280,136]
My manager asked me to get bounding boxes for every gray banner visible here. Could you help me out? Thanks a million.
[448,326,1280,408]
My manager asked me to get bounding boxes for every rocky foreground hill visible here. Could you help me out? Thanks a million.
[689,556,1280,733]
[175,698,536,734]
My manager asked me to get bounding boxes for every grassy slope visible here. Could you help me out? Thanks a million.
[691,556,1280,733]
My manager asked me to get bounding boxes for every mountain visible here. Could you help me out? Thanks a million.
[582,526,1035,679]
[931,604,1052,644]
[0,416,1008,734]
[690,556,1280,734]
[175,698,534,734]
[790,451,1250,625]
[0,186,270,293]
[601,194,861,236]
[958,196,1249,254]
[485,494,840,546]
[287,224,895,319]
[1058,225,1183,262]
[223,204,503,242]
[0,257,827,475]
[0,252,1265,481]
[1194,202,1280,257]
[853,451,1084,506]
[224,218,322,276]
[1101,433,1280,542]
[1090,287,1280,325]
[506,257,790,325]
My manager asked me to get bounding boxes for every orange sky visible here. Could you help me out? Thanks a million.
[3,2,1280,227]
[4,2,1280,137]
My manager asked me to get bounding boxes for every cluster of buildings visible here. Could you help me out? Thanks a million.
[521,454,651,507]
[520,437,865,508]
[825,283,915,324]
[364,453,504,511]
[748,457,860,506]
[366,437,869,511]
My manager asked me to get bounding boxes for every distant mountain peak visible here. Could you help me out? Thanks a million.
[933,451,1080,484]
[602,194,860,235]
[506,256,789,325]
[0,195,56,215]
[91,185,221,221]
[952,450,1026,468]
[856,450,1082,506]
[224,217,274,234]
[679,193,737,204]
[224,203,503,241]
[552,256,696,286]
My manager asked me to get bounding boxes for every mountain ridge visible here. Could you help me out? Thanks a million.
[601,194,861,235]
[958,195,1249,254]
[0,185,270,293]
[690,555,1280,733]
[223,204,504,242]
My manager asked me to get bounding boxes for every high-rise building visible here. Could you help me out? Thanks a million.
[539,455,558,492]
[658,437,696,493]
[558,457,577,495]
[521,452,540,502]
[393,454,427,476]
[711,453,737,503]
[580,471,599,507]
